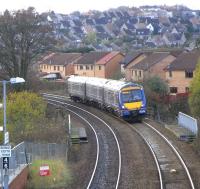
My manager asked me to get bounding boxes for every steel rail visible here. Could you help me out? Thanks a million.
[45,96,121,189]
[143,121,195,189]
[47,101,100,189]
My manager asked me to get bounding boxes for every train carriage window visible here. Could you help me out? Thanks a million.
[121,90,142,103]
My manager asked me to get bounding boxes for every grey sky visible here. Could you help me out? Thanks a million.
[0,0,199,14]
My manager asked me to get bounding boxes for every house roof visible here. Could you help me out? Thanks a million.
[121,52,144,67]
[95,25,106,33]
[75,51,110,65]
[96,51,122,65]
[40,53,82,66]
[167,50,200,71]
[132,52,170,70]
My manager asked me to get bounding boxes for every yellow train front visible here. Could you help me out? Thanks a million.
[103,80,146,121]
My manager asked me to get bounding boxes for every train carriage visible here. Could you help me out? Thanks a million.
[67,76,146,120]
[68,76,88,101]
[85,77,108,104]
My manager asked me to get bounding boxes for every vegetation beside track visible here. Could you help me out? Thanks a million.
[27,159,71,189]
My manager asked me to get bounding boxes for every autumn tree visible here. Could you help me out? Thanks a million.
[189,59,200,117]
[0,91,47,143]
[0,7,55,81]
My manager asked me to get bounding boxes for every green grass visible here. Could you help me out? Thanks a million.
[27,159,71,189]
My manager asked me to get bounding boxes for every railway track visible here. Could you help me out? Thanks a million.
[43,93,195,189]
[44,94,121,189]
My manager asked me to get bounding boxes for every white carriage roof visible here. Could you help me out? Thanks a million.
[68,76,140,90]
[86,77,108,87]
[104,80,128,91]
[68,75,89,83]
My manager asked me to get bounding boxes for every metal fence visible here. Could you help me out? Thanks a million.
[25,142,68,162]
[178,112,198,135]
[0,141,68,186]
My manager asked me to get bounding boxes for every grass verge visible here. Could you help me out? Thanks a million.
[27,159,71,189]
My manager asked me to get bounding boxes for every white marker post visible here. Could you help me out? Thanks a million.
[68,114,71,135]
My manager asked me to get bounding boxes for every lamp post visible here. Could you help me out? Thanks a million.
[1,77,25,189]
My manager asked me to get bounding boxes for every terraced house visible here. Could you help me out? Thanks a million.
[123,52,176,82]
[39,52,82,79]
[74,51,124,78]
[165,50,200,94]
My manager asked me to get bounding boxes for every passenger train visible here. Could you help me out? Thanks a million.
[67,76,146,121]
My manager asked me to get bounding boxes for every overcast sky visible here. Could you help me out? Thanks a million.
[0,0,199,14]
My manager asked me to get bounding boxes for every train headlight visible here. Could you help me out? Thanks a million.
[139,109,146,114]
[122,105,125,109]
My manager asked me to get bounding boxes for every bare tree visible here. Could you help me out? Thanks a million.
[0,7,55,81]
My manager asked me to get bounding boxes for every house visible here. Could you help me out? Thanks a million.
[165,50,200,94]
[130,52,176,82]
[121,52,148,81]
[39,52,82,79]
[74,51,124,78]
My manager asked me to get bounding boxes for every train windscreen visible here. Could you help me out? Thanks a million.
[121,89,142,103]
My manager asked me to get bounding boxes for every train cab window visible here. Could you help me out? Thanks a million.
[121,90,142,103]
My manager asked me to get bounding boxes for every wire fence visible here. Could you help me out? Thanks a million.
[0,141,68,186]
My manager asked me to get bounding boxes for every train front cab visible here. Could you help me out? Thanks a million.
[118,85,146,121]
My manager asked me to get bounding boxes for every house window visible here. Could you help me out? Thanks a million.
[44,65,46,69]
[86,65,90,70]
[139,71,142,77]
[185,87,189,93]
[99,66,101,70]
[169,71,172,77]
[80,65,83,70]
[185,71,193,78]
[170,87,178,93]
[135,70,137,76]
[91,65,93,70]
[57,66,60,71]
[54,66,56,71]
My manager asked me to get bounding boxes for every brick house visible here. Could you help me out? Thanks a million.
[122,52,149,81]
[39,52,82,78]
[165,50,200,94]
[74,51,124,78]
[127,52,176,82]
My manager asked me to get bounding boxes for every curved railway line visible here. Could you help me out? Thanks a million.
[46,95,121,189]
[43,93,196,189]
